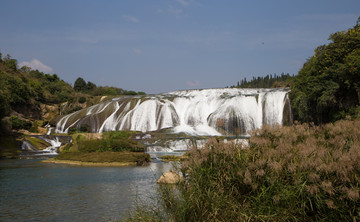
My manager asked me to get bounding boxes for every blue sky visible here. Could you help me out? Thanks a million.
[0,0,359,94]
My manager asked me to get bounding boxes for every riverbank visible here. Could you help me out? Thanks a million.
[48,151,151,166]
[42,158,138,167]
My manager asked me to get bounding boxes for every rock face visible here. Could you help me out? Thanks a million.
[157,171,184,184]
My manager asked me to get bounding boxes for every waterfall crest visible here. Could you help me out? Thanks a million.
[56,88,292,136]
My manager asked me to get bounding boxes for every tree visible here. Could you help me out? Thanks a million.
[20,66,31,73]
[74,77,87,92]
[3,54,18,71]
[290,19,360,123]
[86,81,96,91]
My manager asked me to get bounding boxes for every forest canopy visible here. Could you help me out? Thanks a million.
[290,18,360,123]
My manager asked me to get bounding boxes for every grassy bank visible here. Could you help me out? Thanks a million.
[160,155,188,162]
[51,131,150,166]
[47,151,150,166]
[124,118,360,221]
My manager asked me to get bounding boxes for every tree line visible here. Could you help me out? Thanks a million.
[73,77,145,96]
[231,73,293,88]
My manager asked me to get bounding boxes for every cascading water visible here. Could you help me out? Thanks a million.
[21,136,63,156]
[55,88,292,136]
[40,137,62,155]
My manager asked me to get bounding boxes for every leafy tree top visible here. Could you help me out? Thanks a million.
[290,18,360,123]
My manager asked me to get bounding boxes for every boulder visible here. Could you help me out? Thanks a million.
[157,171,184,184]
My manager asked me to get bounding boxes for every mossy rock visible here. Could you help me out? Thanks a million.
[24,136,51,150]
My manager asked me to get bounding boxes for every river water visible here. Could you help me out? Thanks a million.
[0,157,173,221]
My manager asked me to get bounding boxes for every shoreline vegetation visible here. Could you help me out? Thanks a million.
[124,118,360,221]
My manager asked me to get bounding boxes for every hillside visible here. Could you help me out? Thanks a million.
[0,52,145,135]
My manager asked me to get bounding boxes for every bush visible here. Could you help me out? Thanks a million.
[69,131,145,153]
[10,116,32,130]
[78,97,86,104]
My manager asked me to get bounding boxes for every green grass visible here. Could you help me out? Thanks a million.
[160,155,188,162]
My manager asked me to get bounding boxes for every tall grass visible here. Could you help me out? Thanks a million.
[124,119,360,221]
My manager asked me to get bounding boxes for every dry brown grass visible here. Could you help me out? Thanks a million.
[158,119,360,221]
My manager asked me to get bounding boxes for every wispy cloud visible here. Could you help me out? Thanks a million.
[186,80,200,87]
[19,59,53,73]
[123,15,139,23]
[133,48,143,55]
[167,6,183,16]
[175,0,190,6]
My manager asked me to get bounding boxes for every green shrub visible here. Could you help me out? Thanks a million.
[78,97,86,103]
[10,116,32,130]
[29,121,39,133]
[68,131,145,153]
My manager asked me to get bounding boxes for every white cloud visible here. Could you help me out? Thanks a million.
[133,48,143,55]
[123,15,139,23]
[19,59,53,73]
[186,80,200,87]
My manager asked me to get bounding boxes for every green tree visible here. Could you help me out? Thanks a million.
[3,54,18,71]
[86,81,96,91]
[290,20,360,123]
[74,77,87,92]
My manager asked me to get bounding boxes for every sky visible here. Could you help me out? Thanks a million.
[0,0,359,94]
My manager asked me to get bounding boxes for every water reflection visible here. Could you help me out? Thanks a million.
[0,158,172,222]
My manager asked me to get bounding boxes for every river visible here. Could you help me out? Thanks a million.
[0,157,173,221]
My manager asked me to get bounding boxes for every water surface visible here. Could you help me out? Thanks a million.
[0,158,172,221]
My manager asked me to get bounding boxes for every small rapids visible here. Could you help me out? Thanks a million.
[21,136,65,157]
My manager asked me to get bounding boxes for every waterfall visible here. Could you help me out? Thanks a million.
[21,136,62,155]
[55,88,292,136]
[40,137,62,155]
